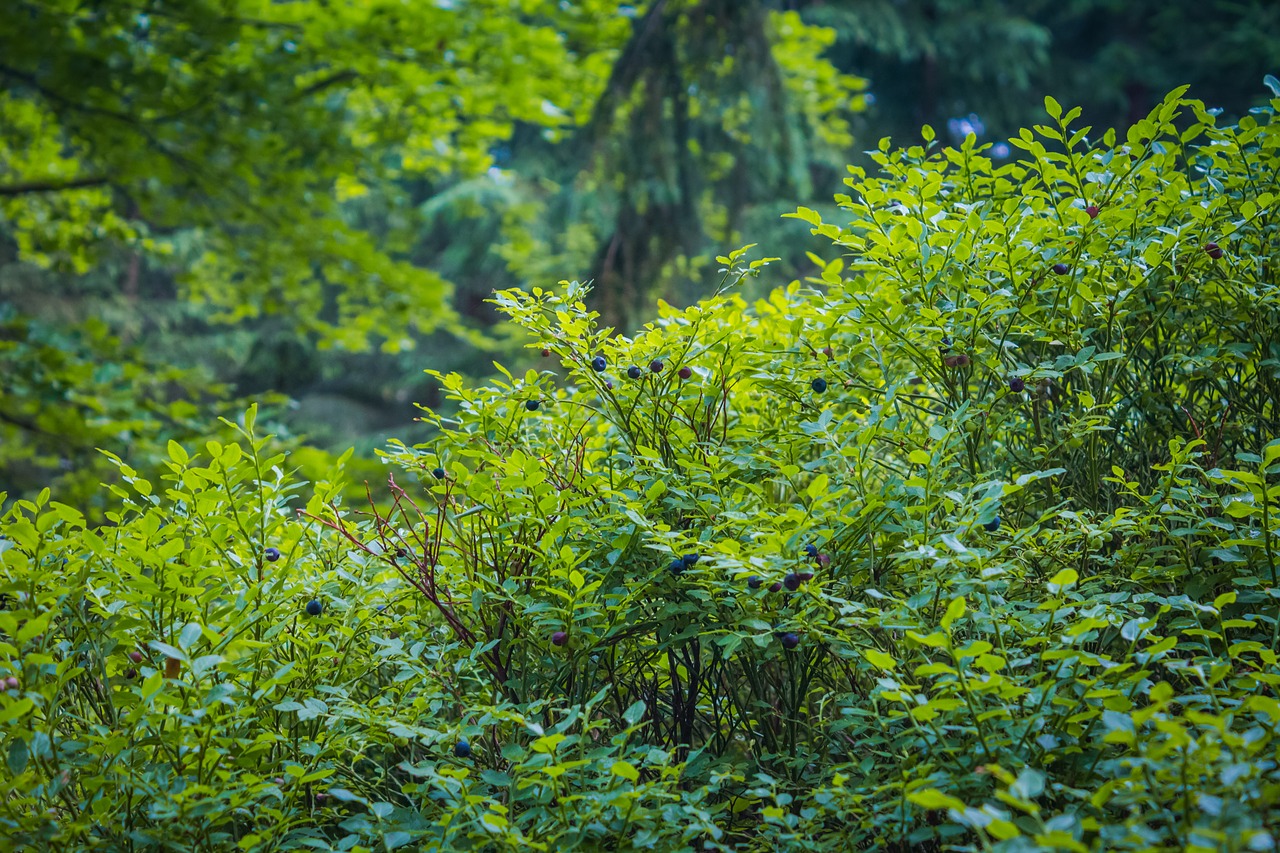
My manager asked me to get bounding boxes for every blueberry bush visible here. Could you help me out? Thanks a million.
[2,85,1279,851]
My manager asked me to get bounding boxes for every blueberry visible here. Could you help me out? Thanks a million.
[823,346,834,359]
[747,575,763,589]
[939,336,952,352]
[1009,376,1026,393]
[591,356,607,372]
[804,544,819,558]
[797,572,814,582]
[1052,262,1070,275]
[627,366,642,379]
[769,582,783,593]
[984,517,1001,533]
[943,353,970,368]
[605,380,614,390]
[454,740,472,758]
[128,651,143,663]
[1205,242,1223,260]
[432,467,446,480]
[668,558,686,576]
[678,366,692,380]
[680,553,700,568]
[783,573,801,591]
[525,399,540,412]
[551,631,568,647]
[305,599,323,616]
[264,546,281,562]
[811,377,827,393]
[780,632,800,650]
[649,360,664,373]
[1085,205,1099,219]
[124,668,137,679]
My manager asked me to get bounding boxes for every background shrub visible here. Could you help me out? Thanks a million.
[2,86,1279,851]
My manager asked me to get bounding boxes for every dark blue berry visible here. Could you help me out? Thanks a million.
[747,575,763,589]
[1009,377,1026,393]
[804,544,819,558]
[649,360,664,373]
[454,740,471,758]
[305,600,323,617]
[627,366,642,379]
[680,553,700,568]
[984,517,1001,533]
[811,377,827,393]
[525,399,540,411]
[783,573,801,591]
[591,356,607,372]
[780,632,800,650]
[668,558,686,576]
[264,547,281,562]
[1052,262,1069,275]
[432,467,446,480]
[769,582,783,593]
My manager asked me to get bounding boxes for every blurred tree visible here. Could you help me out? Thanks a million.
[806,0,1279,148]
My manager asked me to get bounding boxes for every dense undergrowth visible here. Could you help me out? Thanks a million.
[2,87,1279,851]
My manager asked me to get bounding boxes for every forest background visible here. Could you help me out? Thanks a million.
[3,0,1279,514]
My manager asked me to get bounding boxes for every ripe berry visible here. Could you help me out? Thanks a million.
[811,377,827,393]
[525,399,540,412]
[649,359,664,373]
[769,582,783,593]
[128,651,143,663]
[124,668,137,680]
[804,544,819,558]
[551,631,568,647]
[678,366,692,380]
[1205,242,1223,260]
[680,553,700,568]
[984,517,1001,533]
[591,356,607,372]
[1009,376,1026,393]
[747,575,763,589]
[1085,205,1099,219]
[783,573,801,591]
[627,366,642,380]
[541,348,551,358]
[816,553,831,568]
[432,467,446,480]
[797,572,814,582]
[1052,262,1070,275]
[264,546,281,562]
[940,336,952,352]
[823,346,834,359]
[605,380,614,390]
[943,353,970,368]
[305,600,323,617]
[668,558,686,576]
[780,632,800,650]
[454,740,471,758]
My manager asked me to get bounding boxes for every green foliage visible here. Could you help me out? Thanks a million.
[0,0,635,344]
[3,88,1280,851]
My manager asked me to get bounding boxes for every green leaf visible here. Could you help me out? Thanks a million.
[6,738,28,775]
[611,760,640,783]
[864,649,897,670]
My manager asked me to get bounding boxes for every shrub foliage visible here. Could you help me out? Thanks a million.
[2,87,1279,851]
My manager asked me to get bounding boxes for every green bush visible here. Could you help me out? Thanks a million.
[2,85,1279,851]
